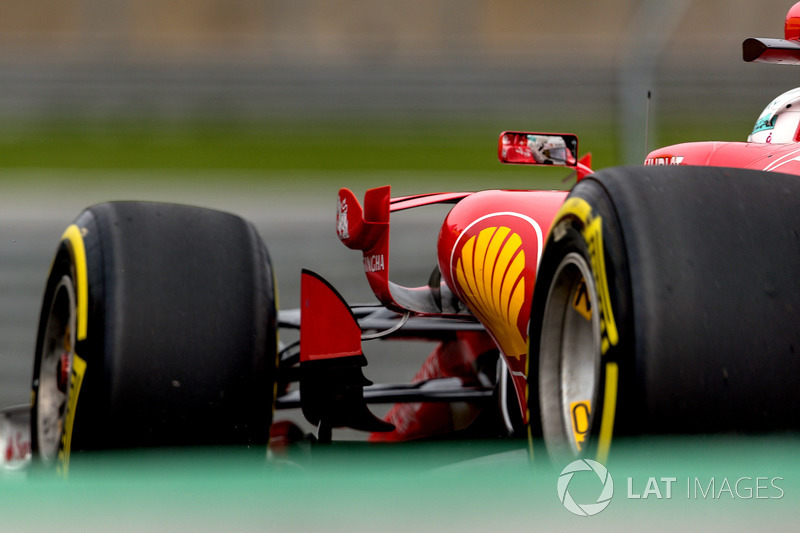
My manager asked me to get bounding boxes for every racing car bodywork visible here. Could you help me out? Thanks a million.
[6,2,800,474]
[334,185,568,429]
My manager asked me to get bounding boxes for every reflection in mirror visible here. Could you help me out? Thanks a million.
[499,132,578,167]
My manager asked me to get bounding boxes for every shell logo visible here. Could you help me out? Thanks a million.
[452,214,541,361]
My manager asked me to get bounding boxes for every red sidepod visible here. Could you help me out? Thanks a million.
[646,141,800,175]
[436,189,568,420]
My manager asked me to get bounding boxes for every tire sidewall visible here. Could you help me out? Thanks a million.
[529,179,635,463]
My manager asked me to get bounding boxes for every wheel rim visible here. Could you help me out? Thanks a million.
[538,252,601,460]
[36,275,77,463]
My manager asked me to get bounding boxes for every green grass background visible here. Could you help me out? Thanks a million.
[0,114,751,189]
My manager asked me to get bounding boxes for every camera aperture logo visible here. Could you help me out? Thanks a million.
[557,459,614,516]
[557,459,785,517]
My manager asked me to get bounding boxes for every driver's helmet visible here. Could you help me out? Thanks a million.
[527,135,572,165]
[748,87,800,143]
[528,135,567,163]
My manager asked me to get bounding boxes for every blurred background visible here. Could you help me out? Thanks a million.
[0,0,797,166]
[2,0,800,420]
[2,0,799,409]
[2,2,800,530]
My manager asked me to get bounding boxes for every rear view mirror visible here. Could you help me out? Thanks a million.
[498,131,578,167]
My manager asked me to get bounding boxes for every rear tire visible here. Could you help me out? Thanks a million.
[31,202,277,468]
[529,165,800,463]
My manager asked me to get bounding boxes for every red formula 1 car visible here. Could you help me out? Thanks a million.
[4,3,800,473]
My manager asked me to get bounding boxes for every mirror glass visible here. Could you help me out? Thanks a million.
[499,132,578,166]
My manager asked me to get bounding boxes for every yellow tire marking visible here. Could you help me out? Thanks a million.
[60,225,89,342]
[57,224,90,475]
[569,400,591,451]
[551,197,621,458]
[596,361,618,464]
[525,335,532,455]
[571,279,592,322]
[59,353,87,476]
[554,197,619,354]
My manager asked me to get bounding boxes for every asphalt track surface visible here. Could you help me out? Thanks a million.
[0,171,450,436]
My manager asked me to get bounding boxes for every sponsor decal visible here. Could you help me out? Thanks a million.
[364,254,385,273]
[552,198,619,462]
[585,215,617,354]
[644,155,684,166]
[455,226,526,360]
[555,198,618,354]
[53,225,90,475]
[337,196,350,240]
[450,213,543,362]
[570,400,591,452]
[571,278,592,321]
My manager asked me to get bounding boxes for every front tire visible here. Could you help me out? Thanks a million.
[530,165,800,463]
[31,202,278,469]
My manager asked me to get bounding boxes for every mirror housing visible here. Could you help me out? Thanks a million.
[498,131,578,167]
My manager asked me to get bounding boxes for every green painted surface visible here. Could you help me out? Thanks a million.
[1,436,797,531]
